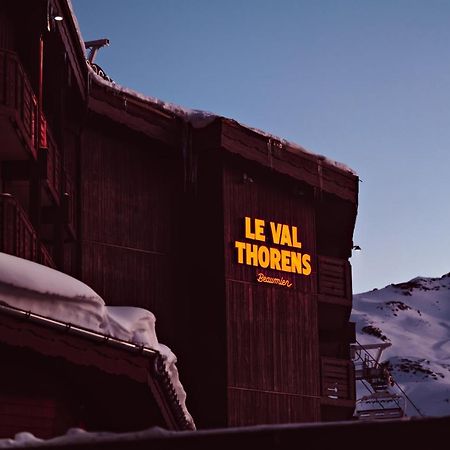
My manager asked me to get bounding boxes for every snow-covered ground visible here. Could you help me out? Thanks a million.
[0,252,194,428]
[352,273,450,417]
[0,427,174,448]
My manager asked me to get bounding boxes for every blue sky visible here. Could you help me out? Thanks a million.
[72,0,450,293]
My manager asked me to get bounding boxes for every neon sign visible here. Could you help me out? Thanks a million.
[234,217,312,276]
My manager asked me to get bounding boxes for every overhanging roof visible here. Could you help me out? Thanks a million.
[0,304,193,431]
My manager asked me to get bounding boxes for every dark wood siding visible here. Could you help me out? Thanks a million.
[81,125,176,251]
[80,119,181,346]
[220,120,358,203]
[1,1,359,429]
[176,147,228,429]
[317,255,352,307]
[228,388,320,426]
[226,282,319,395]
[0,5,15,51]
[222,162,321,425]
[320,357,355,401]
[0,395,66,439]
[81,242,173,330]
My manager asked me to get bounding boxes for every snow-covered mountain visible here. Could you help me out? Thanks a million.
[351,273,450,417]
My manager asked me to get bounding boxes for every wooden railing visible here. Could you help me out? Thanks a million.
[0,194,55,268]
[0,49,38,159]
[321,357,355,402]
[0,50,62,204]
[317,255,352,306]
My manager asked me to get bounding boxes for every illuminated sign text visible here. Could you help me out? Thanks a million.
[257,273,293,287]
[234,217,312,275]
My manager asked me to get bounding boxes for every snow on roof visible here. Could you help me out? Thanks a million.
[106,306,159,349]
[0,252,99,301]
[90,69,357,176]
[0,252,107,332]
[64,1,356,176]
[245,124,357,175]
[0,252,195,429]
[90,76,218,129]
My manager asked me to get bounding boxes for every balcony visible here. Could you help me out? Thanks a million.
[0,49,38,160]
[0,193,55,268]
[317,255,352,307]
[320,356,355,407]
[0,50,63,209]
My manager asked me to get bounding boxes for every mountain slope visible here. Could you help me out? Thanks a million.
[351,273,450,417]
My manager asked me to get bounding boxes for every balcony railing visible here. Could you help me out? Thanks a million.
[0,193,55,268]
[321,357,355,404]
[1,50,63,206]
[0,49,38,159]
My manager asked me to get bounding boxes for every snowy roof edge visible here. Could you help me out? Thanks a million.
[0,302,194,431]
[90,70,358,177]
[64,1,357,178]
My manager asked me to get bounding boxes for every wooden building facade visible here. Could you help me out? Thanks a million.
[0,0,358,435]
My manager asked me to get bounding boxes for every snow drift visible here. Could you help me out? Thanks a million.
[0,252,194,428]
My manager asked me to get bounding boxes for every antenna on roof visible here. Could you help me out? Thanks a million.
[84,39,110,63]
